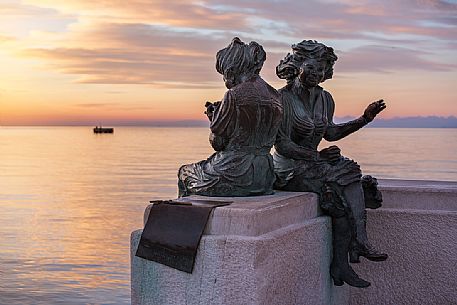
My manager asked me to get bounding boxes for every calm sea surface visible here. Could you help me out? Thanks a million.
[1,127,456,304]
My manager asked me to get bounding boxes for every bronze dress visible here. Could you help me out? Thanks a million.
[274,80,368,194]
[178,75,283,197]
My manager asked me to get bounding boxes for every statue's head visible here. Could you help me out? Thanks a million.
[216,37,266,89]
[276,40,337,87]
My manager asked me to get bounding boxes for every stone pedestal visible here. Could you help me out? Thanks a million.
[131,180,457,305]
[130,192,348,305]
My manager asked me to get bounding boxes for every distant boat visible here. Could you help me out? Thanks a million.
[93,126,114,134]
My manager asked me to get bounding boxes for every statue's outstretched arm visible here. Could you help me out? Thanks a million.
[324,93,385,141]
[325,117,369,142]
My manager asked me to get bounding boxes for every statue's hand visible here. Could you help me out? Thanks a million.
[363,99,386,122]
[319,145,341,162]
[204,101,221,121]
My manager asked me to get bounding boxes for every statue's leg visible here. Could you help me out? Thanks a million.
[321,185,370,288]
[330,213,371,288]
[343,182,388,263]
[343,182,368,244]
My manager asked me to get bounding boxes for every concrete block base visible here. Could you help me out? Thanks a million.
[130,192,347,305]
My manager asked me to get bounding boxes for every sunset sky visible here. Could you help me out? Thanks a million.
[0,0,456,125]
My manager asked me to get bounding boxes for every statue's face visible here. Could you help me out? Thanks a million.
[298,58,327,88]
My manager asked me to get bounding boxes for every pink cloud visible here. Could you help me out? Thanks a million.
[24,0,251,31]
[0,35,14,42]
[12,0,457,87]
[335,45,457,73]
[0,2,57,16]
[209,0,457,41]
[21,24,236,87]
[22,27,455,88]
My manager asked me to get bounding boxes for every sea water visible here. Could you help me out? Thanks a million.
[0,127,456,304]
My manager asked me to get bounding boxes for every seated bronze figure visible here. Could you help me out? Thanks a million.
[274,40,388,287]
[178,38,283,197]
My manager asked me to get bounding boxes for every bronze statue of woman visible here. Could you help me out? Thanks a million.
[274,40,387,288]
[178,37,282,197]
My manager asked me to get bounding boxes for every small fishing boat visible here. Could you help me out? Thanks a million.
[93,126,114,133]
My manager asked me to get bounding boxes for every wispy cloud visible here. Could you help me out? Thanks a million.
[72,102,155,111]
[208,0,457,41]
[0,1,76,37]
[104,91,126,94]
[0,35,14,43]
[73,103,114,108]
[9,0,454,88]
[20,23,237,87]
[336,45,457,73]
[0,1,59,16]
[24,0,250,30]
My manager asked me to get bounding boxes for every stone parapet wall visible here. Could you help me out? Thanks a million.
[131,180,457,305]
[350,179,457,305]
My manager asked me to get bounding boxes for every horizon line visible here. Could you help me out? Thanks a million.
[2,115,457,127]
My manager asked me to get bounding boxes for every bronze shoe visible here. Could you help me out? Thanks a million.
[330,263,371,288]
[350,244,388,263]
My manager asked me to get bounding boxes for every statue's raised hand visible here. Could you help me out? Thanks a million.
[363,99,386,122]
[319,145,341,162]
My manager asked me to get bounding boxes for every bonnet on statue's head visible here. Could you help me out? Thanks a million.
[215,37,266,79]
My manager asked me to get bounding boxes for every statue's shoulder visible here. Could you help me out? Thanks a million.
[233,76,279,100]
[257,76,280,100]
[320,87,335,104]
[231,77,253,94]
[278,84,291,94]
[277,84,295,103]
[321,87,331,96]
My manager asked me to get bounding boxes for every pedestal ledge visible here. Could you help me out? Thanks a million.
[144,191,320,236]
[379,179,457,211]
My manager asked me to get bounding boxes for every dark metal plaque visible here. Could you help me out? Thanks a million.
[135,200,231,273]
